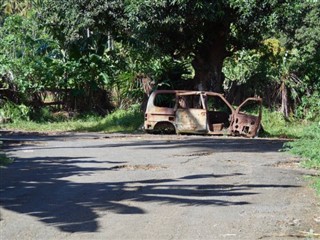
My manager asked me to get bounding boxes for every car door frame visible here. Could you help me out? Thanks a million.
[230,97,262,137]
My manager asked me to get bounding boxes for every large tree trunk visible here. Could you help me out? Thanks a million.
[280,80,289,119]
[191,24,229,93]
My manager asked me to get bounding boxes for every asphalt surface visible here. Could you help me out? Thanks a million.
[0,131,319,240]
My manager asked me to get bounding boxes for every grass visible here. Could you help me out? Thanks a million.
[75,107,144,133]
[260,108,307,138]
[306,175,320,196]
[0,106,144,133]
[313,177,320,196]
[1,117,108,132]
[283,122,320,195]
[283,122,320,169]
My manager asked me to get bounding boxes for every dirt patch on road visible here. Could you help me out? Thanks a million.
[173,151,213,158]
[272,157,301,169]
[110,164,168,171]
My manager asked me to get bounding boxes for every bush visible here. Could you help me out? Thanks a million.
[0,101,30,122]
[29,107,76,123]
[296,91,320,121]
[71,104,143,133]
[101,104,144,132]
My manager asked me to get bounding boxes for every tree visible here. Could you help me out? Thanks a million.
[8,0,318,117]
[0,13,62,105]
[40,0,289,93]
[223,1,320,118]
[124,0,290,92]
[291,1,320,91]
[39,0,124,56]
[275,1,320,118]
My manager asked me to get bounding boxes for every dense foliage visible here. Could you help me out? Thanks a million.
[0,0,319,120]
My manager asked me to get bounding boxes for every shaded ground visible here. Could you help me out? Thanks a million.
[0,131,319,239]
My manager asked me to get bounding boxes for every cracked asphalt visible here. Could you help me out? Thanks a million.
[0,131,319,239]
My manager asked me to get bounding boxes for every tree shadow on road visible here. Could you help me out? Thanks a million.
[0,132,297,233]
[0,155,299,233]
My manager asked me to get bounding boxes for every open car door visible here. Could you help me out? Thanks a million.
[230,97,262,137]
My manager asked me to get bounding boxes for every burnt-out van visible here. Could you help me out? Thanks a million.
[144,90,262,137]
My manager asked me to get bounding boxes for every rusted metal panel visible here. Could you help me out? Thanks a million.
[176,109,207,133]
[144,90,262,137]
[231,97,262,137]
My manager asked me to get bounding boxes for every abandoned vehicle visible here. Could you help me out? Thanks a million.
[144,90,262,137]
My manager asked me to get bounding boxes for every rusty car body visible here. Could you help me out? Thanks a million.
[144,90,262,137]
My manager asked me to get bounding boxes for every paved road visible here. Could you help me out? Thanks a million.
[0,131,319,239]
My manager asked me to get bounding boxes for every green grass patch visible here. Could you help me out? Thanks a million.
[260,108,307,138]
[75,106,144,133]
[283,122,320,195]
[285,123,320,170]
[1,120,86,132]
[0,105,144,133]
[306,175,320,196]
[284,123,320,169]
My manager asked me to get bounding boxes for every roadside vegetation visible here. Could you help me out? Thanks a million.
[283,123,320,195]
[285,123,320,170]
[0,103,143,133]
